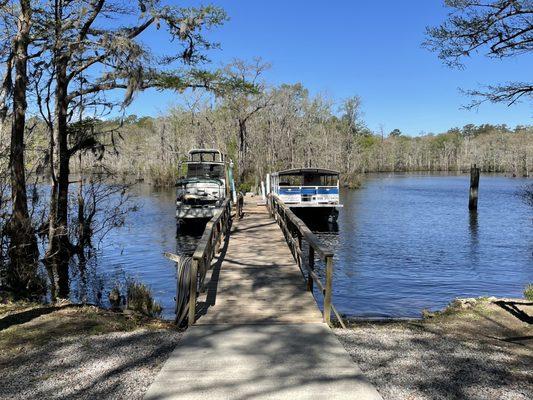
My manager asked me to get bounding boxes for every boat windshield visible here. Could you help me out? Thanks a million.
[279,174,338,186]
[187,163,225,179]
[189,152,223,163]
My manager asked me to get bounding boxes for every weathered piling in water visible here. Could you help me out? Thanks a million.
[469,164,480,211]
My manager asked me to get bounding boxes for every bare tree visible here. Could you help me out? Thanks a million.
[219,58,271,185]
[112,89,531,185]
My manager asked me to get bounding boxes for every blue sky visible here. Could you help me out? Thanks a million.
[127,0,532,135]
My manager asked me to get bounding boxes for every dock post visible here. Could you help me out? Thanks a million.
[306,247,314,292]
[324,255,333,326]
[188,259,198,326]
[469,164,480,211]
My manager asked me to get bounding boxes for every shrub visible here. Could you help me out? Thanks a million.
[108,285,122,309]
[340,172,363,189]
[238,181,253,193]
[126,280,162,317]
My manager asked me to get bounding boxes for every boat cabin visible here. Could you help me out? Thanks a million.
[176,149,234,223]
[183,149,226,180]
[269,168,340,205]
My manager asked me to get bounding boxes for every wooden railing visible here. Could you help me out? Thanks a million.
[187,198,232,326]
[267,194,346,328]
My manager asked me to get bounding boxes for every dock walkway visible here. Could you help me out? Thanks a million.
[145,200,382,399]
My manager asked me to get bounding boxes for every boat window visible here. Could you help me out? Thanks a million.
[187,164,224,179]
[190,153,202,162]
[275,172,338,187]
[279,175,302,186]
[303,174,322,186]
[323,175,337,186]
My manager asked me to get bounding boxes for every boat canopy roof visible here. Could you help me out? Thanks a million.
[187,149,225,163]
[273,168,339,177]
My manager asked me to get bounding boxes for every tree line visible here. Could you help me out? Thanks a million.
[99,80,531,191]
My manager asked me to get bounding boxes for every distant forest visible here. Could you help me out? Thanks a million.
[93,84,532,190]
[4,81,531,192]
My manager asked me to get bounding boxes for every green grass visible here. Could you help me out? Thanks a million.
[421,297,494,321]
[0,303,174,360]
[126,280,163,317]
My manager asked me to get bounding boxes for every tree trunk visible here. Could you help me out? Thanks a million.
[238,119,246,185]
[45,57,71,299]
[0,53,13,128]
[7,0,39,296]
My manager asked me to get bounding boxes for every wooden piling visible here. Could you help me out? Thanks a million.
[469,164,480,211]
[324,255,333,326]
[188,259,198,326]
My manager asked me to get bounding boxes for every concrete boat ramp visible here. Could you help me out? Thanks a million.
[145,201,382,399]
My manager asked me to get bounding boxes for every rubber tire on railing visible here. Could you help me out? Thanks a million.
[175,256,192,327]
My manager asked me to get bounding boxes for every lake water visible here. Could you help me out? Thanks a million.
[69,174,532,319]
[319,174,532,318]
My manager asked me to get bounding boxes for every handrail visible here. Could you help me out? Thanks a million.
[267,193,345,328]
[187,197,232,326]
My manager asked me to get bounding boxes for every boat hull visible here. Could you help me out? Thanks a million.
[289,205,339,223]
[176,205,221,221]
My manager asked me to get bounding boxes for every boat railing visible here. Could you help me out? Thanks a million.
[266,193,346,328]
[277,185,339,204]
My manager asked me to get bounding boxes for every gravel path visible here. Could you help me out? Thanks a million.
[0,329,181,400]
[335,323,532,400]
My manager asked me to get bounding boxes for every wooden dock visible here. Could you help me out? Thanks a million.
[195,203,323,325]
[145,198,382,400]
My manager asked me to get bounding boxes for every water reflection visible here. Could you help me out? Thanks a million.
[175,224,206,256]
[301,218,339,234]
[325,175,532,318]
[469,210,478,243]
[469,210,479,244]
[59,185,205,319]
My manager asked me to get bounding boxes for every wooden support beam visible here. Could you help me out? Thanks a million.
[164,252,181,264]
[469,164,480,211]
[188,259,198,326]
[307,247,314,292]
[324,255,333,326]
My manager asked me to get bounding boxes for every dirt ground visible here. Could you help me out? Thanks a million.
[335,298,533,400]
[0,303,181,400]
